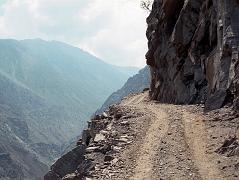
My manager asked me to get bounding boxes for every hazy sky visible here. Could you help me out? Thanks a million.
[0,0,148,67]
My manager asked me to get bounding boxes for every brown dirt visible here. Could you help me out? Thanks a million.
[90,92,239,180]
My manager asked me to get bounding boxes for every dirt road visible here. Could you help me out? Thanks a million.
[90,92,239,180]
[121,93,221,180]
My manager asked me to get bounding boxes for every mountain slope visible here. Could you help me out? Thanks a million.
[0,72,49,179]
[0,39,135,179]
[96,66,150,114]
[0,39,135,120]
[112,66,140,77]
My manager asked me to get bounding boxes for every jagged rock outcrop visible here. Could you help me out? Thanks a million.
[44,104,144,180]
[96,66,150,115]
[44,145,88,180]
[146,0,239,111]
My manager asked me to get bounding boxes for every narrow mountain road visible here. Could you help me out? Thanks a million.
[118,92,224,180]
[90,92,238,180]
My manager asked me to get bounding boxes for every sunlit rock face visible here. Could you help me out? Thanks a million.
[146,0,239,111]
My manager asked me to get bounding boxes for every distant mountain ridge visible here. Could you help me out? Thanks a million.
[96,66,151,114]
[0,39,136,179]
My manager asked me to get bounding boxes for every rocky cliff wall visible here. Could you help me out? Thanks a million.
[146,0,239,111]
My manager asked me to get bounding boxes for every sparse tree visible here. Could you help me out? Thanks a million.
[140,0,153,12]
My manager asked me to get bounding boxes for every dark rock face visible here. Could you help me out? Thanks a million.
[146,0,239,111]
[44,145,86,179]
[96,66,150,114]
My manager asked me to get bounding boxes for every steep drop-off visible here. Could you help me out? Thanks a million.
[0,72,50,179]
[0,39,136,179]
[96,66,150,114]
[146,0,239,111]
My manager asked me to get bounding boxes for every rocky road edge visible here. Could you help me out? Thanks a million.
[44,92,239,180]
[44,94,144,180]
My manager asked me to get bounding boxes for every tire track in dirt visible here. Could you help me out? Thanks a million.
[98,92,226,180]
[182,109,224,180]
[129,104,169,180]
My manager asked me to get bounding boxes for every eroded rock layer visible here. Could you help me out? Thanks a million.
[146,0,239,111]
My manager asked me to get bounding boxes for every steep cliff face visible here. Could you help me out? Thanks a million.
[146,0,239,111]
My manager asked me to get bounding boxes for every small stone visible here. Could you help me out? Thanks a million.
[117,137,128,143]
[111,130,118,137]
[104,155,114,162]
[120,135,128,138]
[85,177,94,180]
[62,173,77,180]
[100,130,109,135]
[94,133,106,142]
[102,112,108,118]
[127,141,132,144]
[113,146,122,151]
[107,123,113,131]
[111,158,119,165]
[86,146,99,153]
[120,121,130,126]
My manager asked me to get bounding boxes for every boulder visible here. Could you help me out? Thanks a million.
[50,145,86,178]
